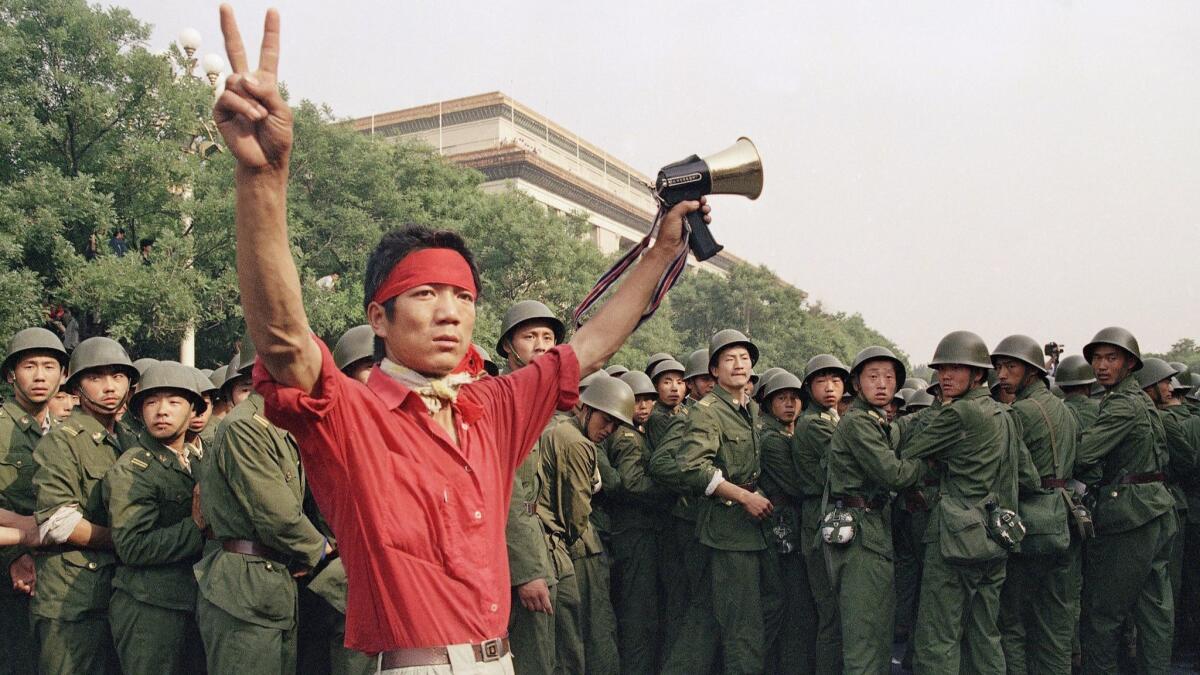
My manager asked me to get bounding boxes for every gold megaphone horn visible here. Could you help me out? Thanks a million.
[654,137,764,261]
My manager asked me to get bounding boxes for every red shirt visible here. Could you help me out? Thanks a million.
[254,337,579,652]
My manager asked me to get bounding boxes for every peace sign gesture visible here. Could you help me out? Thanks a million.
[214,4,291,173]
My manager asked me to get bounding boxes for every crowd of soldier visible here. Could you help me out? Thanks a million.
[0,311,1198,675]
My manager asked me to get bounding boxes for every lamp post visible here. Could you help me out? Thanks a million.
[176,28,225,367]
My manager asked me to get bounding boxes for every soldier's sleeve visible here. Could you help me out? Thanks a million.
[1073,395,1135,477]
[104,458,203,566]
[596,442,621,495]
[674,406,723,496]
[646,415,689,493]
[610,431,669,505]
[848,416,926,490]
[898,406,963,462]
[506,475,550,587]
[793,417,835,475]
[32,430,82,525]
[1162,411,1198,481]
[558,435,597,544]
[219,420,325,568]
[760,431,805,497]
[893,405,937,445]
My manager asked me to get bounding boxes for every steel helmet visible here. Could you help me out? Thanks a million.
[130,361,207,417]
[579,370,608,392]
[761,371,804,401]
[605,364,630,377]
[1170,377,1190,395]
[65,337,138,391]
[496,300,565,358]
[579,374,635,427]
[618,370,656,397]
[683,349,710,381]
[896,387,915,404]
[1054,355,1096,387]
[902,377,928,392]
[473,343,499,377]
[193,367,218,397]
[649,358,686,383]
[2,327,68,374]
[333,325,375,372]
[132,358,159,378]
[1083,327,1142,372]
[752,367,787,400]
[802,354,851,387]
[644,352,675,376]
[930,331,991,370]
[1135,358,1176,390]
[1168,361,1188,377]
[905,389,935,411]
[850,346,907,387]
[234,330,258,377]
[708,329,759,369]
[990,335,1047,374]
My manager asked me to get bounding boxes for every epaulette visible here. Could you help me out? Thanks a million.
[622,431,636,439]
[90,432,105,444]
[0,407,6,419]
[697,399,712,408]
[61,425,80,437]
[252,414,271,428]
[820,412,834,422]
[867,410,884,423]
[129,452,151,471]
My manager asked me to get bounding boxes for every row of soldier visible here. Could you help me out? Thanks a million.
[0,307,1196,675]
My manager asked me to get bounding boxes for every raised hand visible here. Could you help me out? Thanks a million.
[650,196,711,258]
[214,5,292,172]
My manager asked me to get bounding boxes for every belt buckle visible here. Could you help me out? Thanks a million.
[480,638,503,662]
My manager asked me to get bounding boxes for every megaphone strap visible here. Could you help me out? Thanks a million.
[571,206,690,330]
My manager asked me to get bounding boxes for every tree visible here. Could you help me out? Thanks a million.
[1145,338,1200,373]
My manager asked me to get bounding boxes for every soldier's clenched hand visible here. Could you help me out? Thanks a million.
[650,196,710,258]
[517,578,554,615]
[739,489,774,520]
[214,5,292,173]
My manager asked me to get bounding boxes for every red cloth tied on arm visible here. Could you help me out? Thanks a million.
[370,247,483,376]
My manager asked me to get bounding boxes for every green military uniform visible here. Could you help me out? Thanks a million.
[825,396,926,674]
[0,400,48,675]
[997,378,1081,674]
[194,393,327,675]
[665,384,784,675]
[31,409,131,674]
[1074,373,1177,674]
[1065,394,1101,433]
[791,402,844,675]
[758,410,816,673]
[604,423,674,675]
[103,428,206,675]
[568,446,619,675]
[1160,404,1195,635]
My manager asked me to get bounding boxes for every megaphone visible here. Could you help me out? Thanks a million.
[654,137,763,261]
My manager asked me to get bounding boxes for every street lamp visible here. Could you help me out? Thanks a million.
[178,28,202,61]
[201,53,225,89]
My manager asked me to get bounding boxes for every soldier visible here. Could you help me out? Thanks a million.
[664,329,783,675]
[535,375,632,674]
[103,362,208,675]
[643,352,674,377]
[756,370,816,673]
[207,365,232,421]
[1073,327,1177,674]
[605,370,673,675]
[1057,355,1101,433]
[604,364,629,377]
[188,367,219,452]
[683,348,715,406]
[47,386,78,421]
[824,346,926,674]
[194,334,331,675]
[792,354,849,675]
[31,336,140,674]
[992,334,1081,675]
[899,331,1038,675]
[0,327,68,675]
[296,324,377,675]
[496,300,566,675]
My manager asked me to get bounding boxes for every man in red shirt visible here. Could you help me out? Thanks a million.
[214,6,707,672]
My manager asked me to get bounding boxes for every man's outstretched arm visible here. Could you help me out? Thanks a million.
[215,4,320,392]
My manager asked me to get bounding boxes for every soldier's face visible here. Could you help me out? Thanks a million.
[369,283,476,378]
[855,360,897,407]
[506,322,558,367]
[712,347,753,395]
[935,364,976,399]
[633,395,656,426]
[227,377,254,406]
[994,358,1029,396]
[344,358,373,385]
[189,395,213,432]
[47,391,76,420]
[76,367,131,414]
[1145,380,1173,405]
[6,353,62,406]
[769,390,801,423]
[1090,345,1134,387]
[584,409,619,443]
[655,372,685,407]
[141,391,195,442]
[687,375,715,400]
[809,372,845,409]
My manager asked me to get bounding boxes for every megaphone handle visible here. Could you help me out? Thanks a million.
[686,209,723,261]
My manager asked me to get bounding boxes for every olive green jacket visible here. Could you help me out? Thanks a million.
[0,400,50,574]
[535,417,597,575]
[604,425,672,533]
[1159,405,1195,513]
[193,393,325,630]
[828,398,926,501]
[790,405,837,501]
[758,414,801,499]
[1072,375,1175,534]
[1063,394,1100,435]
[676,386,767,552]
[30,409,131,620]
[103,430,204,611]
[1011,380,1079,480]
[645,401,695,520]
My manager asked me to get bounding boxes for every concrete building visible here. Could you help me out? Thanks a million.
[348,92,741,275]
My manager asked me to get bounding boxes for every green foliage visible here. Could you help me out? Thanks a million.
[1145,339,1200,373]
[0,0,905,374]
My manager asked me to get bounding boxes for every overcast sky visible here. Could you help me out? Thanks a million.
[115,0,1199,361]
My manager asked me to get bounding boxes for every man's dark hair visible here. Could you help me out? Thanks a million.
[363,225,482,361]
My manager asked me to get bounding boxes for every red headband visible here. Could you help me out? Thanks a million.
[370,248,477,306]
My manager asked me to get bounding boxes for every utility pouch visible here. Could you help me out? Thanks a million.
[938,494,1009,563]
[820,500,857,546]
[1018,489,1070,555]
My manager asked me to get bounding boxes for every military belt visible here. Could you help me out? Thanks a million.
[222,539,289,566]
[829,495,887,511]
[1041,477,1069,489]
[380,637,510,668]
[1118,472,1166,485]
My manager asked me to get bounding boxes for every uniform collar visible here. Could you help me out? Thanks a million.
[711,384,749,412]
[66,408,121,446]
[1113,373,1141,394]
[137,428,192,474]
[366,364,482,425]
[1014,378,1048,402]
[1,399,43,434]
